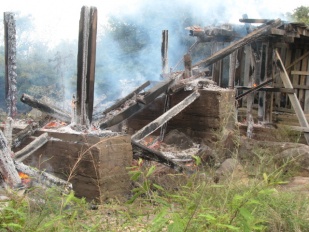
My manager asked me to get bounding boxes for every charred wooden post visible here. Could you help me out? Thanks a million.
[0,130,21,187]
[161,30,169,75]
[192,19,282,68]
[102,81,150,114]
[212,42,223,86]
[132,91,200,142]
[183,54,192,79]
[14,133,49,162]
[14,161,72,190]
[76,6,97,126]
[4,12,17,118]
[275,49,309,144]
[21,94,71,122]
[4,117,13,147]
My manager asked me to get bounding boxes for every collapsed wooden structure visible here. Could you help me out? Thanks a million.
[1,7,309,201]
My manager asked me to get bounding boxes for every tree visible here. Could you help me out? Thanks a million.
[287,6,309,25]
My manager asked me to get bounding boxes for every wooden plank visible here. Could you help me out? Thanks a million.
[293,49,302,107]
[291,71,309,76]
[192,19,281,68]
[275,49,309,144]
[143,79,174,104]
[239,19,270,24]
[270,28,286,35]
[286,50,309,70]
[132,91,200,142]
[76,6,97,125]
[236,87,294,93]
[299,51,308,109]
[289,126,309,133]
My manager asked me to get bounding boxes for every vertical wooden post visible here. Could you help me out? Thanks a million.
[228,50,237,89]
[161,30,169,76]
[299,50,308,109]
[183,53,192,79]
[258,42,268,123]
[4,12,17,118]
[305,55,309,114]
[76,6,97,126]
[212,42,223,86]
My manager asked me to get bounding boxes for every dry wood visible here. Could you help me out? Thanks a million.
[14,133,49,162]
[14,161,72,191]
[275,49,309,144]
[76,6,97,125]
[192,19,281,68]
[286,51,309,70]
[228,50,237,89]
[21,94,71,122]
[0,130,21,187]
[132,91,200,141]
[184,54,192,79]
[291,71,309,76]
[102,81,150,114]
[4,12,17,118]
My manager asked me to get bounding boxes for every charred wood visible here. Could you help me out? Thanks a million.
[4,12,17,118]
[131,140,192,173]
[192,19,281,68]
[142,79,174,105]
[0,130,21,187]
[236,79,273,100]
[102,81,150,115]
[20,94,71,123]
[76,6,97,125]
[14,133,49,162]
[132,91,200,141]
[161,30,169,75]
[14,161,72,191]
[239,19,271,24]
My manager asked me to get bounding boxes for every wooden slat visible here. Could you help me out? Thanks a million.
[286,50,309,70]
[291,71,309,76]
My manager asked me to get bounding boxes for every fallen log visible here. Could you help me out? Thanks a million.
[102,81,150,114]
[131,140,192,173]
[14,133,49,162]
[132,91,200,141]
[0,130,21,187]
[14,161,72,191]
[192,19,281,68]
[21,94,71,123]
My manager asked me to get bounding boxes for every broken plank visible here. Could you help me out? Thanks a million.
[132,91,200,141]
[102,81,150,114]
[142,79,174,104]
[20,94,71,123]
[99,103,144,129]
[14,133,49,162]
[192,19,281,68]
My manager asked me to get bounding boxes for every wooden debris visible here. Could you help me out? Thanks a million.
[20,94,71,123]
[192,19,281,68]
[14,133,49,162]
[132,91,200,141]
[161,30,169,75]
[239,18,271,24]
[0,130,21,187]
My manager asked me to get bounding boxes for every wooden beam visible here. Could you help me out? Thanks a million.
[132,91,200,142]
[102,81,150,114]
[236,79,273,100]
[76,6,97,125]
[4,12,17,118]
[275,49,309,144]
[239,19,270,24]
[143,79,174,104]
[20,94,71,122]
[192,19,281,68]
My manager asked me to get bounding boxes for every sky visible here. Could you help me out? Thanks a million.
[1,0,308,46]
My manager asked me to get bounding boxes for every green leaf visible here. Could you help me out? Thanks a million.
[239,207,253,221]
[146,165,156,178]
[153,183,164,191]
[192,155,201,166]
